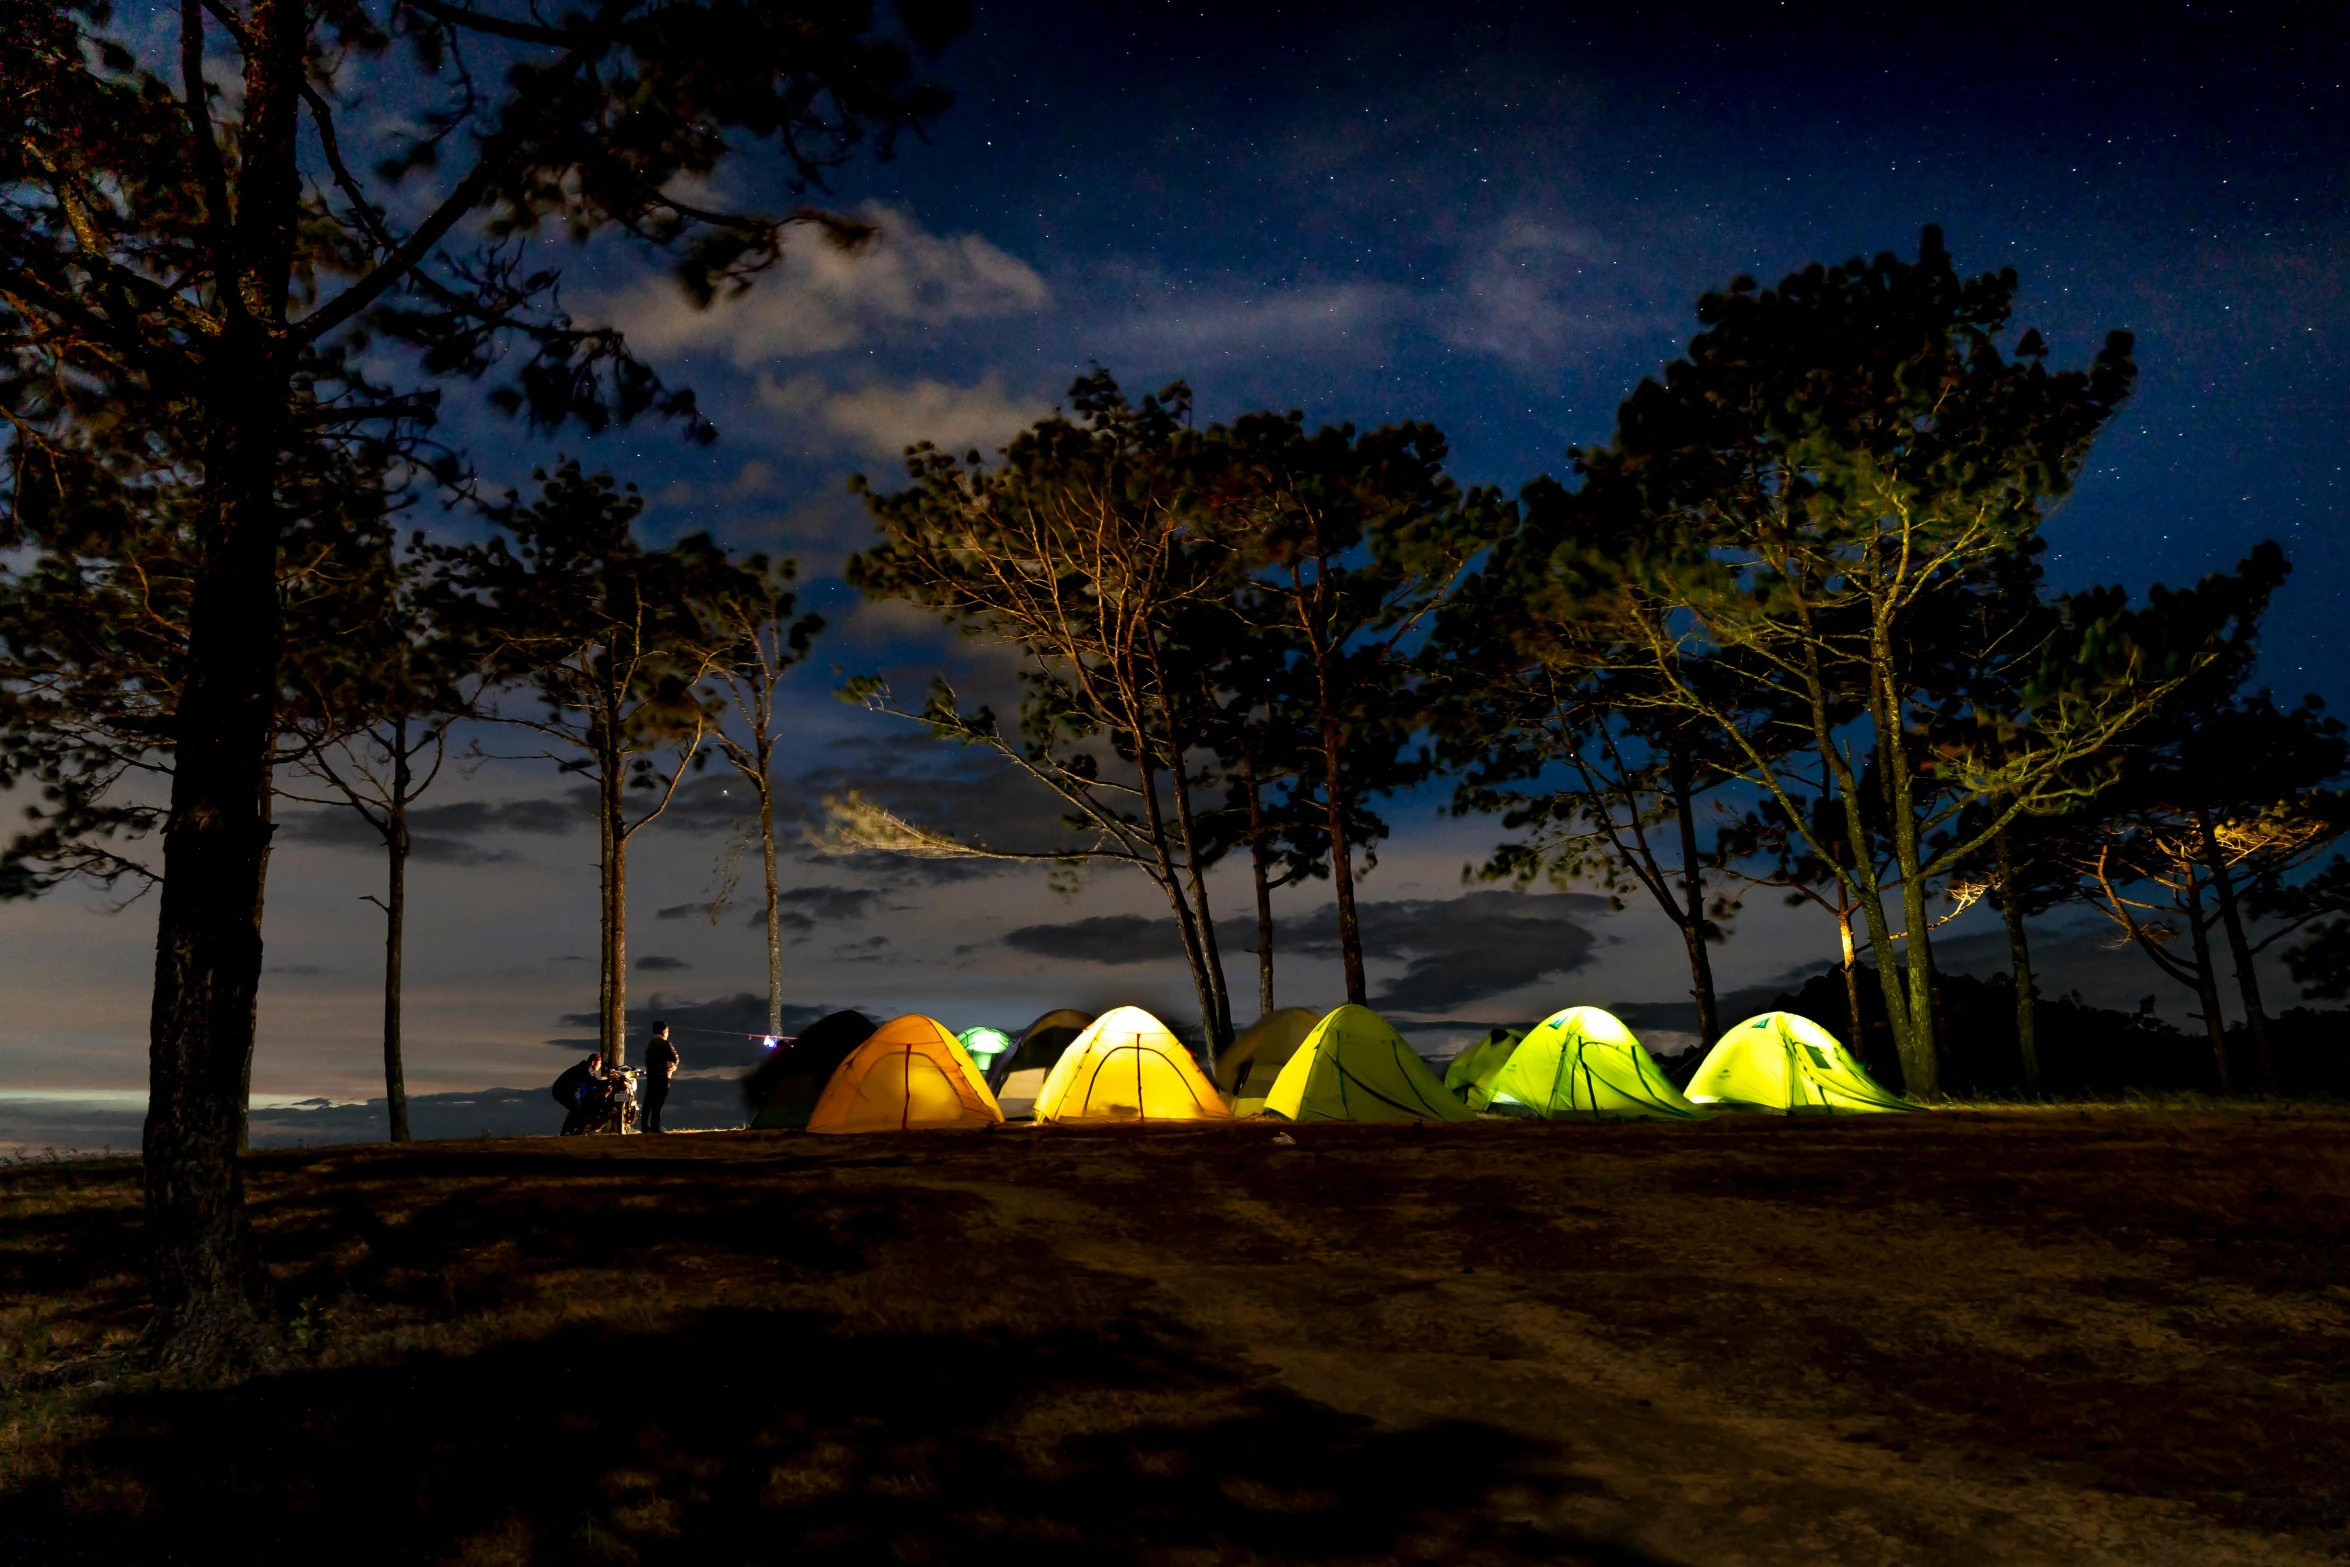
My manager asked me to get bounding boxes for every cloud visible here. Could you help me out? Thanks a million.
[832,936,894,964]
[1439,215,1675,366]
[603,202,1048,366]
[635,955,692,971]
[656,902,713,921]
[1302,892,1605,1014]
[1002,892,1602,1014]
[276,795,589,863]
[1110,278,1410,358]
[759,371,1052,458]
[1003,914,1166,965]
[779,884,890,921]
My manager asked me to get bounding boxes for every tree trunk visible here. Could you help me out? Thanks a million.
[142,370,285,1368]
[599,737,629,1069]
[759,763,783,1038]
[2181,871,2231,1093]
[1162,709,1232,1054]
[2195,807,2277,1095]
[1993,825,2040,1098]
[1315,706,1367,1005]
[1668,743,1719,1045]
[382,768,412,1144]
[1876,662,1940,1098]
[1836,906,1865,1055]
[1835,765,1921,1093]
[1240,746,1276,1018]
[1135,750,1220,1048]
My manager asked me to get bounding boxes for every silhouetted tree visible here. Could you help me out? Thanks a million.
[692,555,823,1038]
[439,463,727,1068]
[0,0,964,1363]
[281,537,486,1141]
[2083,677,2345,1094]
[1198,413,1506,1006]
[1435,476,1765,1048]
[1569,229,2163,1097]
[846,374,1241,1050]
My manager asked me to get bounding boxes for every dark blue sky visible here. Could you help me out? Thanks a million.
[572,0,2348,690]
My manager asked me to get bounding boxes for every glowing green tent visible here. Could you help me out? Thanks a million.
[1684,1012,1919,1114]
[1260,1005,1476,1123]
[1486,1006,1709,1120]
[1442,1027,1524,1110]
[956,1025,1015,1072]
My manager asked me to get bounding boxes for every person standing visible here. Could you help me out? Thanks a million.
[643,1022,680,1133]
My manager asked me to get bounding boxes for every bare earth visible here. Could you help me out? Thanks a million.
[4,1109,2348,1564]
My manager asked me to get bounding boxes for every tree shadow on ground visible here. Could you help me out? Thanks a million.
[0,1306,1666,1566]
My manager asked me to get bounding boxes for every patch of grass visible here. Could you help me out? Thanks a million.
[2,1116,2348,1562]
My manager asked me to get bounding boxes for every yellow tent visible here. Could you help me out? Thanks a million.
[806,1014,1005,1134]
[1032,1006,1233,1124]
[1214,1006,1322,1105]
[1260,1005,1476,1123]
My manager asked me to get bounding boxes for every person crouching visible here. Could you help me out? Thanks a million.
[552,1051,609,1135]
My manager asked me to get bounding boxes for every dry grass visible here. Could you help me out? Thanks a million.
[3,1109,2349,1564]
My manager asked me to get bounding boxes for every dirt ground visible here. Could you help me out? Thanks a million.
[3,1109,2348,1565]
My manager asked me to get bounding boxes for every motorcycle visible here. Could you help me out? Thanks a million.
[563,1066,643,1136]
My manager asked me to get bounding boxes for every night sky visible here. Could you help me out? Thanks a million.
[5,2,2345,1147]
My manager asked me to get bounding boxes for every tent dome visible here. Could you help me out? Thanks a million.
[744,1010,877,1129]
[1215,1007,1322,1099]
[1032,1006,1231,1124]
[1685,1012,1918,1114]
[1442,1026,1526,1111]
[1488,1007,1708,1120]
[988,1008,1096,1090]
[1260,1006,1475,1123]
[806,1015,1004,1134]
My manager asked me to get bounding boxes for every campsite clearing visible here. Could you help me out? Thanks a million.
[3,1109,2348,1564]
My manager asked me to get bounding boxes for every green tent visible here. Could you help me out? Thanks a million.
[1442,1027,1525,1110]
[1260,1005,1476,1123]
[956,1025,1015,1072]
[1486,1006,1709,1120]
[1684,1012,1919,1114]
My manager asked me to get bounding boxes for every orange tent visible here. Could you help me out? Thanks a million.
[805,1014,1005,1134]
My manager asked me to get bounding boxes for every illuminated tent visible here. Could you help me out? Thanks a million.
[1032,1006,1232,1124]
[1260,1005,1476,1123]
[957,1026,1015,1074]
[744,1010,877,1130]
[1487,1007,1709,1120]
[1214,1007,1322,1107]
[988,1008,1096,1095]
[1684,1012,1918,1114]
[806,1014,1005,1134]
[1442,1027,1525,1111]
